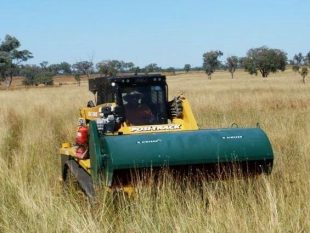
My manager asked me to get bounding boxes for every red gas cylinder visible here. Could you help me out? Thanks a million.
[75,126,88,145]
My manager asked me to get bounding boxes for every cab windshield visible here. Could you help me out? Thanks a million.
[120,85,167,126]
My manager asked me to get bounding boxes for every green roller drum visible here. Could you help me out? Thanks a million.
[88,121,273,186]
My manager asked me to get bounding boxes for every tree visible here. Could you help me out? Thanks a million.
[97,61,114,76]
[97,60,119,76]
[184,64,191,73]
[39,61,48,70]
[123,62,135,72]
[48,63,60,74]
[300,67,308,84]
[72,61,93,78]
[305,52,310,65]
[243,47,287,78]
[191,66,203,71]
[58,62,72,74]
[202,50,223,79]
[226,56,239,79]
[133,66,140,75]
[109,60,122,73]
[143,63,161,74]
[20,65,40,86]
[96,60,135,76]
[166,67,176,75]
[48,62,71,75]
[291,53,309,84]
[96,61,110,76]
[34,70,54,85]
[0,35,33,88]
[20,64,54,86]
[74,74,81,86]
[292,53,304,72]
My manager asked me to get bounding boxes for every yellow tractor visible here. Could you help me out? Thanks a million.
[60,74,273,197]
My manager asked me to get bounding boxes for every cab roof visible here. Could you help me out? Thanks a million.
[89,74,166,94]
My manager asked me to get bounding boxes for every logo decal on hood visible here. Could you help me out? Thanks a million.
[130,124,181,132]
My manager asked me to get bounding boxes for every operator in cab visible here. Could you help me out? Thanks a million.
[123,91,155,125]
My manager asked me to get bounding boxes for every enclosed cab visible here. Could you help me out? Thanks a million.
[88,74,169,126]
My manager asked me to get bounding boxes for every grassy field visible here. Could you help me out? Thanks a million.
[0,70,309,232]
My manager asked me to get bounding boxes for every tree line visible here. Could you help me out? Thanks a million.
[203,48,310,83]
[1,34,310,88]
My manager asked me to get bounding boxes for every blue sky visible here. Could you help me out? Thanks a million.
[0,0,309,68]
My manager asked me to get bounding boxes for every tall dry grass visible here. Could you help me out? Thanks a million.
[0,70,309,232]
